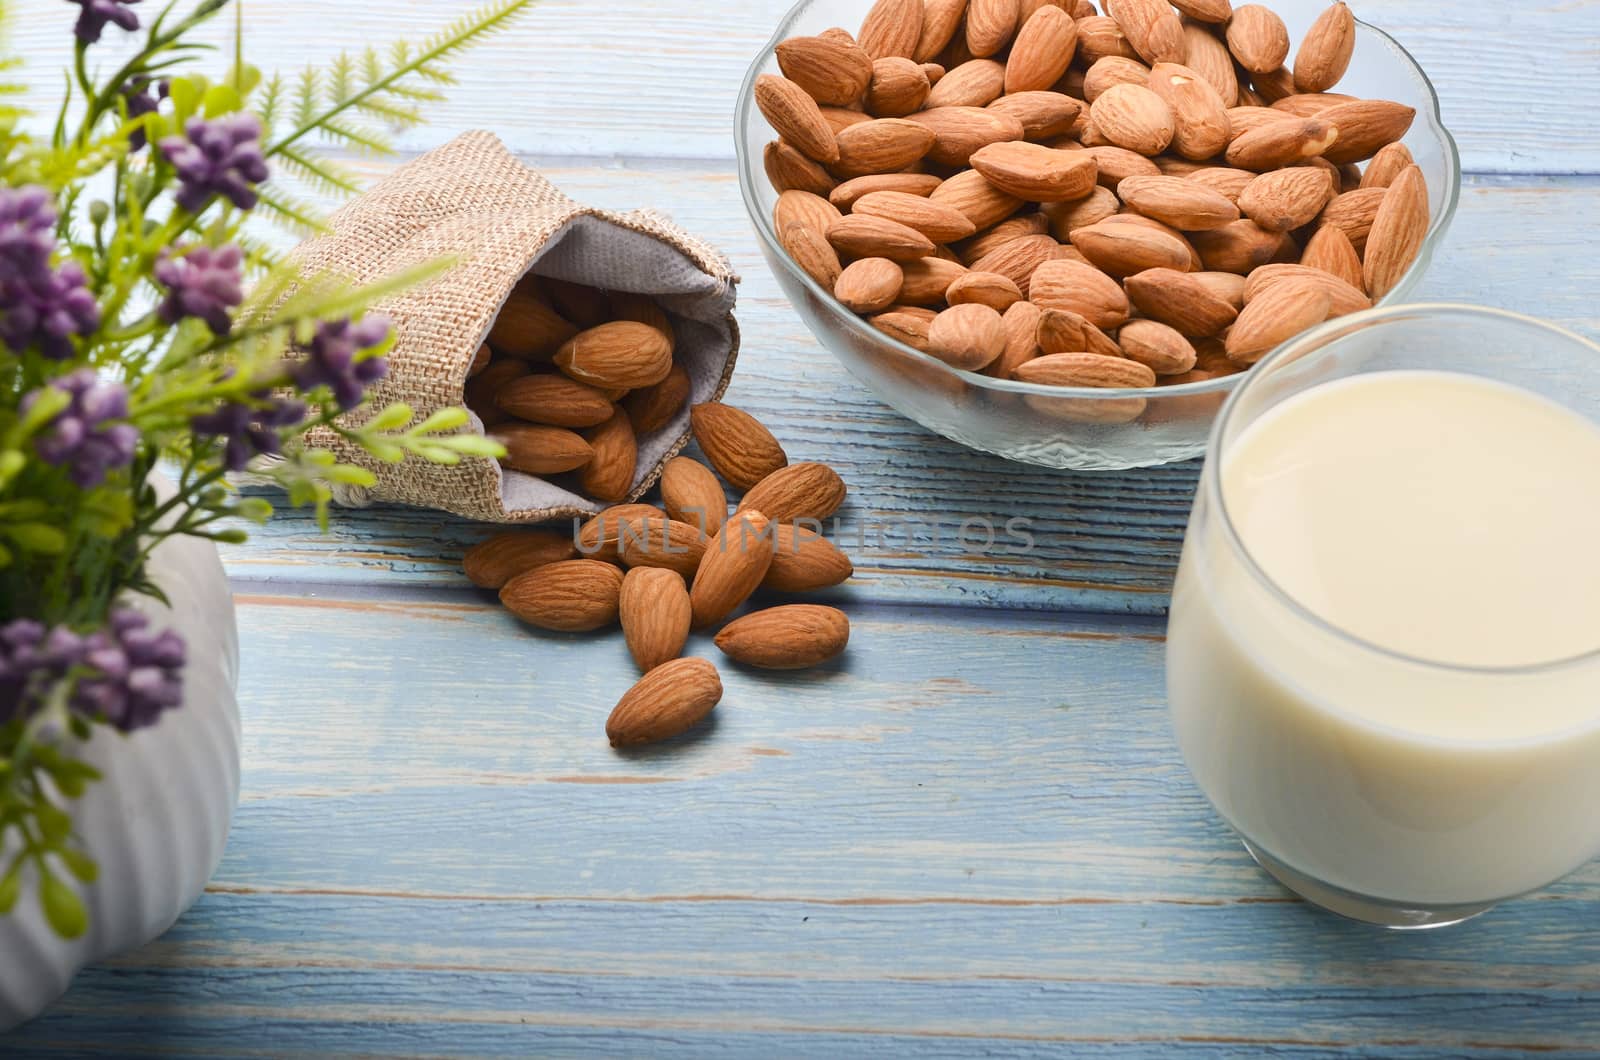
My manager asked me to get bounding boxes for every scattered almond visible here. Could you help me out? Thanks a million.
[715,605,852,670]
[463,530,579,589]
[659,456,729,537]
[501,559,625,633]
[690,403,788,491]
[606,657,723,748]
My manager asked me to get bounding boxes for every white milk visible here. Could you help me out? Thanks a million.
[1168,370,1600,906]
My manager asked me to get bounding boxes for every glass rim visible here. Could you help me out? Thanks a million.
[1204,301,1600,681]
[733,0,1463,402]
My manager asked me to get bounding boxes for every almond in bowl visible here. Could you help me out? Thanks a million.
[737,0,1459,468]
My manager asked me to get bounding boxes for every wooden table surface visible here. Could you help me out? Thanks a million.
[8,1,1600,1056]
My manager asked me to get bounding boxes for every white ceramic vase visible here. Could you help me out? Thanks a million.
[0,524,241,1031]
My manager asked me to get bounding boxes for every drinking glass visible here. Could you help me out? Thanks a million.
[1166,304,1600,928]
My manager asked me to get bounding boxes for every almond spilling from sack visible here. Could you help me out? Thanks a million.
[756,0,1429,401]
[464,402,855,749]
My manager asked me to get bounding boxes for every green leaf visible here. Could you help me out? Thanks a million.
[59,848,99,885]
[35,801,70,846]
[167,76,203,121]
[439,435,506,459]
[0,868,19,916]
[324,464,378,486]
[363,402,414,432]
[234,497,274,522]
[411,407,469,435]
[201,82,242,117]
[39,869,87,939]
[413,445,462,465]
[0,450,23,489]
[2,523,67,554]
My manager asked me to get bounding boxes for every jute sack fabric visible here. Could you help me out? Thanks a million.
[287,130,740,523]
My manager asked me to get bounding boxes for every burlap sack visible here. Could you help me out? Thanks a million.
[287,131,739,523]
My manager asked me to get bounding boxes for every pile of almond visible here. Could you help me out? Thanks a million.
[465,275,690,501]
[462,401,854,748]
[758,0,1430,410]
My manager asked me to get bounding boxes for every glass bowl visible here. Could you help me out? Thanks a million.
[734,0,1462,470]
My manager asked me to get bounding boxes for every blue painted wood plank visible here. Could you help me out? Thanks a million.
[11,1,1599,175]
[220,173,1600,616]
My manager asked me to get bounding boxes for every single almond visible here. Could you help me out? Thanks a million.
[931,168,1026,229]
[1362,164,1429,300]
[927,58,1007,108]
[489,289,578,360]
[555,321,673,390]
[691,510,778,628]
[1090,82,1175,156]
[1172,0,1232,23]
[1180,19,1238,104]
[1226,104,1296,137]
[577,503,665,564]
[1226,117,1338,170]
[1245,262,1372,316]
[970,140,1100,202]
[835,256,906,313]
[830,172,944,209]
[1361,142,1414,190]
[500,559,625,633]
[1225,278,1333,363]
[1298,224,1365,290]
[1015,351,1157,387]
[1147,62,1232,161]
[985,299,1044,378]
[1106,0,1186,65]
[970,233,1069,298]
[1225,4,1290,74]
[859,0,924,59]
[1184,165,1258,204]
[1036,307,1090,354]
[1117,174,1239,229]
[1081,145,1158,188]
[715,605,851,670]
[926,302,1008,369]
[870,306,937,350]
[463,530,579,589]
[774,189,843,238]
[577,408,637,505]
[1118,318,1198,375]
[833,117,939,177]
[659,456,729,537]
[1029,258,1131,328]
[967,0,1020,56]
[1070,220,1191,277]
[739,462,849,522]
[908,106,1027,167]
[1316,186,1386,253]
[493,424,593,475]
[605,657,723,749]
[622,363,691,436]
[690,403,789,491]
[619,567,692,673]
[776,34,875,106]
[494,374,616,428]
[1191,270,1248,309]
[764,140,836,196]
[765,525,855,592]
[1318,99,1417,165]
[617,515,710,580]
[1006,6,1080,93]
[1083,56,1152,103]
[1042,185,1121,237]
[853,190,978,242]
[828,213,938,262]
[867,56,932,116]
[1076,15,1141,64]
[958,213,1049,265]
[1238,166,1335,231]
[1124,267,1239,336]
[754,74,840,164]
[946,271,1024,312]
[468,342,492,378]
[986,91,1083,140]
[1190,218,1293,274]
[916,0,968,61]
[897,256,970,305]
[781,222,844,288]
[1102,213,1203,271]
[1293,2,1356,93]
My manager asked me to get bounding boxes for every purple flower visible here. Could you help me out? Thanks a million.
[25,369,139,487]
[123,76,165,151]
[159,114,270,213]
[0,186,101,359]
[291,316,392,411]
[0,620,85,725]
[74,609,185,732]
[155,243,243,334]
[68,0,141,45]
[192,390,307,472]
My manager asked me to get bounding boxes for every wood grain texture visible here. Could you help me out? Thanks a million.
[6,593,1599,1056]
[9,1,1599,174]
[223,170,1600,615]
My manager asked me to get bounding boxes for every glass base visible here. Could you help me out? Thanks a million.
[1241,839,1499,930]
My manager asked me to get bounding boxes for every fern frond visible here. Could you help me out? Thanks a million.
[275,146,361,197]
[27,127,132,189]
[383,81,446,104]
[328,54,355,105]
[317,118,392,156]
[362,47,384,87]
[354,97,423,130]
[256,72,285,131]
[412,63,458,86]
[236,233,287,275]
[255,186,330,237]
[294,67,320,128]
